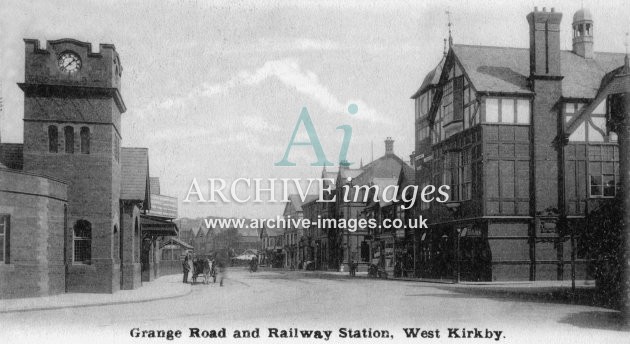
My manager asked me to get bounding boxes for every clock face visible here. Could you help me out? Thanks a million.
[58,52,81,73]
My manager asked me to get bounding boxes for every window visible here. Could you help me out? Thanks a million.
[501,99,515,123]
[485,98,499,122]
[64,126,74,153]
[48,125,58,153]
[589,159,619,198]
[73,220,92,264]
[0,215,9,264]
[590,175,616,197]
[516,99,531,124]
[80,127,90,154]
[485,98,530,124]
[442,80,454,124]
[459,149,472,201]
[443,152,458,201]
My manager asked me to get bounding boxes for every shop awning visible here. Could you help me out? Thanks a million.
[140,215,178,237]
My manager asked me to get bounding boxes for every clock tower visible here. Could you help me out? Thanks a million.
[19,39,126,293]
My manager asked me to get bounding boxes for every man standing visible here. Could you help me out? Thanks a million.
[182,255,191,283]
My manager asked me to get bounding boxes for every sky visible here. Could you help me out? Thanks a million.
[1,0,629,219]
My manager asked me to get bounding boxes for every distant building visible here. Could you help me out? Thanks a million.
[282,194,317,269]
[259,224,284,268]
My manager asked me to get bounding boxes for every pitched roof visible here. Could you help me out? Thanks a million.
[121,147,150,202]
[451,44,626,99]
[160,237,193,250]
[0,143,24,170]
[340,168,364,180]
[411,55,446,98]
[352,154,404,187]
[372,177,399,207]
[237,225,260,238]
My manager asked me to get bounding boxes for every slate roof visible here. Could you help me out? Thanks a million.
[451,44,626,99]
[0,143,24,170]
[121,147,150,202]
[372,177,399,207]
[411,55,446,98]
[352,154,404,187]
[339,168,363,180]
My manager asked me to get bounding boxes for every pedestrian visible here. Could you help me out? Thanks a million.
[216,259,226,287]
[182,255,190,283]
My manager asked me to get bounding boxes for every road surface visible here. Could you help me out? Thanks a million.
[0,269,626,344]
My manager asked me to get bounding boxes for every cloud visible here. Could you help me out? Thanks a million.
[137,58,388,124]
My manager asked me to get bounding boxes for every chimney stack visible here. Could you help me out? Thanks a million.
[527,7,563,77]
[385,137,394,156]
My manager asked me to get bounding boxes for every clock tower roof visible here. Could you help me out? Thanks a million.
[20,38,125,113]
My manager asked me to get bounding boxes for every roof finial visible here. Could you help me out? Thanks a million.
[446,10,453,48]
[443,38,447,56]
[360,158,364,169]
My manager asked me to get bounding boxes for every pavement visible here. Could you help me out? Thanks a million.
[0,273,191,313]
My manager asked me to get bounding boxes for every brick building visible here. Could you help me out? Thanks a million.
[411,8,626,281]
[0,38,177,298]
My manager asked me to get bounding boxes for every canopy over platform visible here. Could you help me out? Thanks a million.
[140,215,178,238]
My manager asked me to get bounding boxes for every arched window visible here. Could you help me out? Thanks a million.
[48,125,58,153]
[73,220,91,264]
[64,126,74,154]
[80,127,90,154]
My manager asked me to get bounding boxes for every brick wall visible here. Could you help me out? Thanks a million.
[0,169,68,299]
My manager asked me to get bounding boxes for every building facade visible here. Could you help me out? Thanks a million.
[0,38,177,298]
[411,8,625,281]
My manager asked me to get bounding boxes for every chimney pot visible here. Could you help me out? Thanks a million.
[551,7,555,13]
[385,137,394,156]
[542,7,546,12]
[534,6,538,12]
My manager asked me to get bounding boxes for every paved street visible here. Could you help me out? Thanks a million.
[0,269,627,344]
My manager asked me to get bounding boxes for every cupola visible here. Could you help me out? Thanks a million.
[572,8,594,59]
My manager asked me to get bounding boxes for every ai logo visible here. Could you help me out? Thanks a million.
[275,105,358,167]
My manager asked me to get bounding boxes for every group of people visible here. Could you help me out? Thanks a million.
[182,254,226,286]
